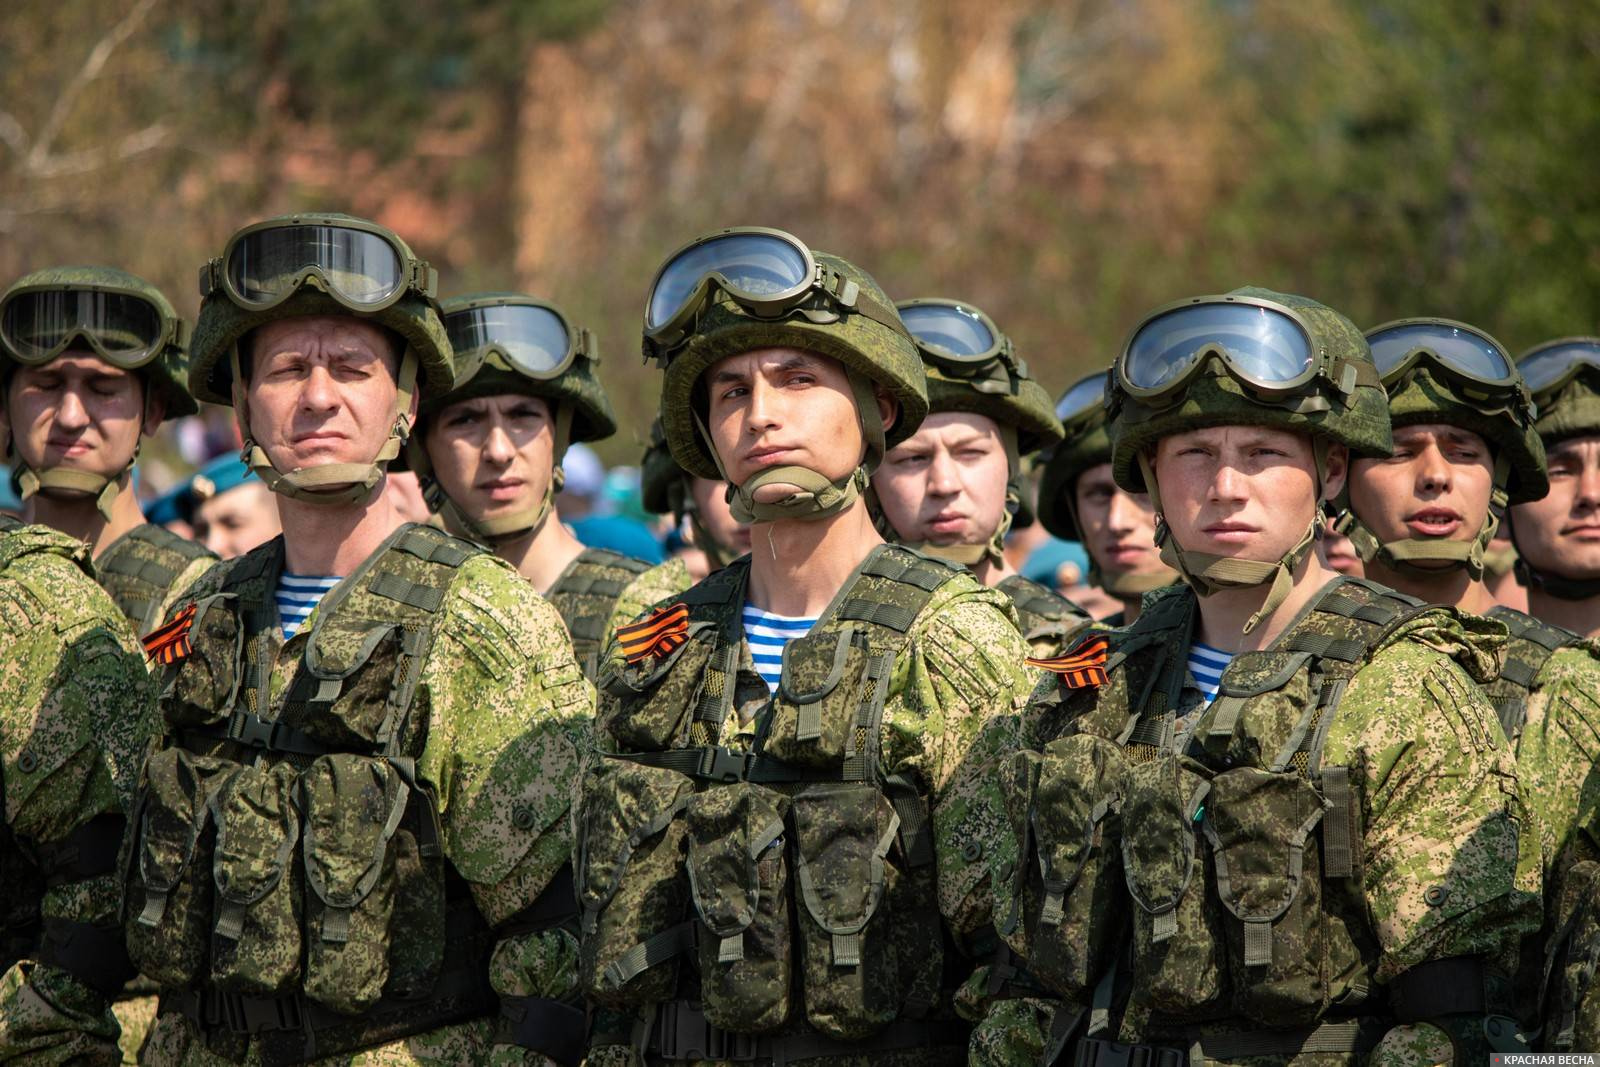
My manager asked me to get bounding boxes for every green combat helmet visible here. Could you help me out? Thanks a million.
[408,293,616,542]
[1337,318,1547,581]
[647,227,926,523]
[0,265,197,519]
[1513,338,1600,598]
[881,297,1062,566]
[1037,369,1177,598]
[1108,287,1392,633]
[189,212,454,505]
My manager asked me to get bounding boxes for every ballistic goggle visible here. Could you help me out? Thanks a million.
[896,298,1024,379]
[0,283,186,368]
[1116,296,1370,406]
[642,226,907,360]
[199,216,437,313]
[445,296,593,384]
[1518,338,1600,398]
[1055,370,1108,429]
[1365,319,1521,400]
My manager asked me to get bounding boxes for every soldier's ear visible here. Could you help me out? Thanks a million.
[1320,443,1349,502]
[874,385,898,434]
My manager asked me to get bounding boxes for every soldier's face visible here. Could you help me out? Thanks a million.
[193,481,280,559]
[1348,423,1496,566]
[875,412,1011,548]
[1073,461,1165,583]
[702,347,896,504]
[2,351,159,486]
[1509,435,1600,582]
[1152,426,1343,565]
[245,317,410,475]
[688,475,752,556]
[423,393,558,526]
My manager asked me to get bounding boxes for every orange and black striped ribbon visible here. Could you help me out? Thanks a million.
[143,603,198,666]
[1026,633,1109,689]
[617,602,690,665]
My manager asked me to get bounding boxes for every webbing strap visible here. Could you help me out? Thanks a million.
[615,746,850,785]
[602,921,694,990]
[1321,765,1354,878]
[394,527,476,567]
[836,597,917,633]
[1286,632,1367,662]
[860,550,953,591]
[100,553,180,586]
[369,572,445,612]
[1500,658,1540,688]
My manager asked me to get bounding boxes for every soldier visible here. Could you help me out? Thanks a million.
[871,298,1088,655]
[576,227,1034,1065]
[0,516,156,1065]
[179,452,281,560]
[605,420,751,633]
[949,289,1540,1065]
[0,268,216,637]
[1034,370,1177,625]
[126,214,595,1064]
[1509,338,1600,638]
[410,292,649,681]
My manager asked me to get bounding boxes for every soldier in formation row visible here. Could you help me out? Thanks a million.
[0,213,1595,1065]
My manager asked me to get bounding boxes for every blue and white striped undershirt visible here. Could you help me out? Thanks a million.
[742,604,818,693]
[277,574,341,639]
[1187,642,1235,705]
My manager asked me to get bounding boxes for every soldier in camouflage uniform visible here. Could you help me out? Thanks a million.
[576,227,1035,1065]
[125,214,595,1065]
[1034,370,1177,626]
[871,298,1089,656]
[1338,319,1600,1044]
[0,515,157,1065]
[945,288,1541,1066]
[1508,338,1600,639]
[0,267,216,638]
[409,292,649,681]
[605,421,751,635]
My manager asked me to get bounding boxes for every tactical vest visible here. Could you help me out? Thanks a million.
[97,523,216,638]
[548,547,652,681]
[996,574,1092,656]
[579,545,973,1062]
[122,524,516,1064]
[1485,605,1580,743]
[998,578,1480,1058]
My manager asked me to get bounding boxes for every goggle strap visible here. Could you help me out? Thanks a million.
[199,259,222,299]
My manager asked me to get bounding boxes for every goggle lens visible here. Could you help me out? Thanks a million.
[1367,322,1511,382]
[445,303,573,378]
[646,233,811,331]
[1124,303,1313,391]
[227,225,405,308]
[900,302,997,361]
[1,289,164,365]
[1055,372,1106,421]
[1519,341,1600,394]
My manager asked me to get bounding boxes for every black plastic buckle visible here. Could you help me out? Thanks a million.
[219,992,303,1034]
[1075,1038,1183,1067]
[656,1001,759,1061]
[697,746,750,783]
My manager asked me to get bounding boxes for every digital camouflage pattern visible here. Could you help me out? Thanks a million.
[579,547,1034,1064]
[993,574,1093,659]
[94,524,216,640]
[545,547,653,682]
[131,525,595,1065]
[604,557,694,639]
[941,579,1540,1066]
[0,519,158,1066]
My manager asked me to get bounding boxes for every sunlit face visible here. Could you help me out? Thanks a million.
[383,469,432,524]
[1,352,160,492]
[1511,435,1600,581]
[688,475,752,556]
[1152,425,1344,565]
[244,317,409,479]
[1348,423,1495,567]
[702,347,895,503]
[1072,460,1165,583]
[875,412,1011,548]
[193,481,280,559]
[423,393,558,527]
[1319,526,1364,577]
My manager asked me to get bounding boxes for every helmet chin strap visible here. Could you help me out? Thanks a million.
[232,346,418,507]
[425,405,573,545]
[1514,556,1600,601]
[1139,440,1330,636]
[900,426,1020,569]
[1341,451,1510,583]
[707,371,886,526]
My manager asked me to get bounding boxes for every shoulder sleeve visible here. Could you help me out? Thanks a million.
[1519,642,1600,879]
[1326,639,1541,982]
[423,556,594,917]
[153,553,221,628]
[605,558,693,638]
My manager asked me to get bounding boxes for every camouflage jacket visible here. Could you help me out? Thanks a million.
[994,574,1093,659]
[95,524,216,640]
[126,524,595,1067]
[0,519,158,1066]
[604,557,694,639]
[546,548,652,683]
[577,545,1034,1065]
[943,577,1541,1066]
